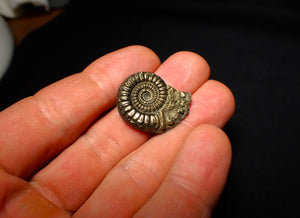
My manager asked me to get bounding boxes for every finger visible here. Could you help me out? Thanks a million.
[73,80,235,217]
[0,167,70,217]
[31,51,210,212]
[185,79,236,128]
[134,125,232,218]
[0,45,160,178]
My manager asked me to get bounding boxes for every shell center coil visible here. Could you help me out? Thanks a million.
[141,90,152,101]
[130,80,167,114]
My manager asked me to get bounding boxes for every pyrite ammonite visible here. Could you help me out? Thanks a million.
[117,72,192,133]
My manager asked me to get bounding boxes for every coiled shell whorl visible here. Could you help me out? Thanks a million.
[117,72,191,133]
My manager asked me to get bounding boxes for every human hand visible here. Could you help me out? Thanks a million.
[0,46,235,217]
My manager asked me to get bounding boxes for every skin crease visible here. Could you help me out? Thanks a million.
[0,45,235,217]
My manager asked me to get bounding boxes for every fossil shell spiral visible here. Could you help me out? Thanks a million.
[117,72,191,133]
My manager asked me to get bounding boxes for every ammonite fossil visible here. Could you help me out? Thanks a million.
[117,72,191,133]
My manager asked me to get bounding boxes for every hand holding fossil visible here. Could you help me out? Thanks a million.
[0,46,235,217]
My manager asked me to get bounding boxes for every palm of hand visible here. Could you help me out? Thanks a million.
[0,46,235,217]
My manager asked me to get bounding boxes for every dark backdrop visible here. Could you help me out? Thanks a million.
[1,1,299,217]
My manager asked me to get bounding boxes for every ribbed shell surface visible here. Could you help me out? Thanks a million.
[117,72,191,133]
[117,72,167,132]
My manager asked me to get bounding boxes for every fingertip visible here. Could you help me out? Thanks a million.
[210,80,236,112]
[120,45,162,67]
[178,51,211,77]
[179,124,232,207]
[189,79,236,128]
[186,124,232,165]
[156,51,211,92]
[126,45,161,60]
[207,80,236,126]
[84,45,161,75]
[170,51,210,76]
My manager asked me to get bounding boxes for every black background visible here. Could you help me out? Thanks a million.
[1,1,299,217]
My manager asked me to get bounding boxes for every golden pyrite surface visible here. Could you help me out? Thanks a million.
[117,72,191,133]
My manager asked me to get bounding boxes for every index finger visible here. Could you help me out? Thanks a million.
[0,45,161,178]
